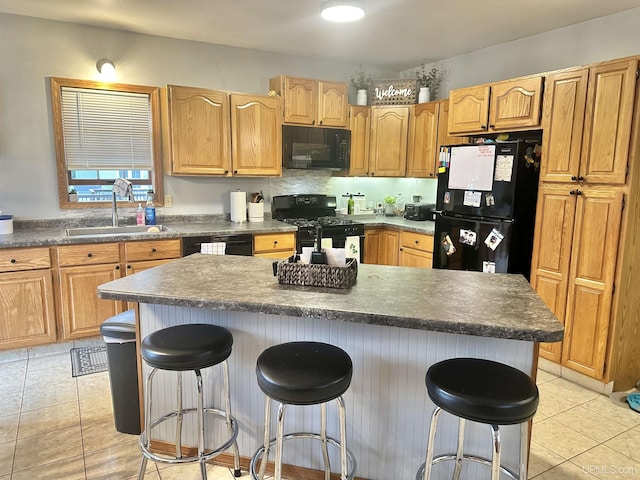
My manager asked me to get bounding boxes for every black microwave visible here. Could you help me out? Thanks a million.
[283,125,350,170]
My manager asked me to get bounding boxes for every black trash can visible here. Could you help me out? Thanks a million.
[100,310,141,435]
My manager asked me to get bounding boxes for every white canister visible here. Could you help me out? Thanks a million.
[0,215,13,234]
[247,202,264,222]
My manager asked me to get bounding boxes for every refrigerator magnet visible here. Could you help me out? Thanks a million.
[459,229,477,246]
[485,193,495,206]
[484,228,504,251]
[494,155,514,182]
[463,191,481,207]
[443,192,451,204]
[483,261,496,273]
[442,234,456,256]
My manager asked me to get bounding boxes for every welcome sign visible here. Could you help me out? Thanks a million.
[370,79,417,105]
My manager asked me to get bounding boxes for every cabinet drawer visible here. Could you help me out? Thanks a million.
[400,232,433,253]
[254,233,296,253]
[0,247,51,272]
[125,239,182,262]
[57,243,120,267]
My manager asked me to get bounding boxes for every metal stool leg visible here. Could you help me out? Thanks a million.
[138,367,157,480]
[519,420,529,479]
[176,371,183,459]
[320,403,331,480]
[452,418,465,480]
[490,425,501,480]
[337,396,348,480]
[423,407,442,480]
[222,361,241,477]
[257,396,271,479]
[195,369,208,480]
[274,403,287,480]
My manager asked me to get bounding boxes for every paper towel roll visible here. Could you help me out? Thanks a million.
[230,191,247,223]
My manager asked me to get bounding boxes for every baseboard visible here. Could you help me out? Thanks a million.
[150,439,367,480]
[538,358,614,394]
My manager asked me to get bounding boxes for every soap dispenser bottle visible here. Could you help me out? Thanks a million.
[136,203,144,225]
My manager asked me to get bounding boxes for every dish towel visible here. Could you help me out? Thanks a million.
[345,236,360,260]
[112,178,132,197]
[201,242,226,255]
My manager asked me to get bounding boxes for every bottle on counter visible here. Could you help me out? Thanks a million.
[136,203,144,225]
[144,189,156,225]
[347,194,354,215]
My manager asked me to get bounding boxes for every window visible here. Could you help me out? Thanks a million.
[51,78,163,209]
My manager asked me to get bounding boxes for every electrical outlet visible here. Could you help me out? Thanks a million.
[164,195,173,207]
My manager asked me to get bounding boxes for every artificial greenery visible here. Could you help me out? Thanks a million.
[68,187,77,194]
[350,65,373,90]
[383,196,397,205]
[415,64,439,92]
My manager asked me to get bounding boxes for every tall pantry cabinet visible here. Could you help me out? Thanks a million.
[530,57,640,388]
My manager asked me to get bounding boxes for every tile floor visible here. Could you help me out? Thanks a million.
[0,340,638,479]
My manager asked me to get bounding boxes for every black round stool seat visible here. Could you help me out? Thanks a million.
[141,324,233,371]
[256,341,353,405]
[426,358,539,425]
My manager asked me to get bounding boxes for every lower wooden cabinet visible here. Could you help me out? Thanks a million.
[364,228,399,266]
[398,231,434,268]
[253,232,296,258]
[0,247,56,350]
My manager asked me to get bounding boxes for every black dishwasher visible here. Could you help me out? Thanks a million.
[182,234,253,256]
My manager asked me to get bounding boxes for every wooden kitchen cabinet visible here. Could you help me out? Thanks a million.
[398,231,434,269]
[0,247,56,350]
[269,76,348,127]
[541,59,637,185]
[530,185,623,378]
[253,232,296,258]
[407,102,440,178]
[57,243,124,340]
[348,105,370,176]
[369,106,409,177]
[230,93,282,176]
[448,75,543,135]
[364,228,399,266]
[162,85,231,175]
[436,99,468,154]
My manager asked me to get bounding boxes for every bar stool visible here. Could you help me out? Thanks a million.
[138,324,241,479]
[249,341,357,480]
[416,358,539,480]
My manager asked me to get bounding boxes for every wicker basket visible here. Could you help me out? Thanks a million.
[273,257,358,289]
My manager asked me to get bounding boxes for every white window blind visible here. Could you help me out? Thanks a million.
[60,87,153,170]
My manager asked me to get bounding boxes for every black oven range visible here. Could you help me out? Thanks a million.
[272,194,365,262]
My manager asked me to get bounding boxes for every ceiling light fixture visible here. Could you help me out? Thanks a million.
[96,58,116,79]
[321,0,365,22]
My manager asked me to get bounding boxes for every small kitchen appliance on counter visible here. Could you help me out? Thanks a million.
[272,194,365,262]
[404,203,437,221]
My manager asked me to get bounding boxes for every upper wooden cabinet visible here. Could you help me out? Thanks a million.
[369,106,410,177]
[162,85,231,175]
[348,105,370,176]
[162,86,282,177]
[230,94,282,176]
[407,102,439,178]
[541,59,637,185]
[269,76,348,127]
[448,75,543,135]
[436,99,467,153]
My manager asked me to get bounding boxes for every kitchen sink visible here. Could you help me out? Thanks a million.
[65,225,171,236]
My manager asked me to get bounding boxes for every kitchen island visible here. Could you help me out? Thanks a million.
[98,254,562,480]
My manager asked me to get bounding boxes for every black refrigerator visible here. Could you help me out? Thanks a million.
[433,140,541,278]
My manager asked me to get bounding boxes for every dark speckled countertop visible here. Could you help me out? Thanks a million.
[98,254,563,342]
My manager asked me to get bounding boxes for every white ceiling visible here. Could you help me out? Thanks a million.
[2,0,640,70]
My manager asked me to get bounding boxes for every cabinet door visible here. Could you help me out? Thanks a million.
[540,69,588,183]
[0,270,56,349]
[581,59,637,184]
[407,102,439,178]
[364,229,381,264]
[529,186,577,362]
[59,264,124,340]
[398,248,432,269]
[318,81,348,127]
[349,106,370,176]
[448,85,490,134]
[370,107,409,177]
[380,230,399,266]
[125,259,174,310]
[436,100,467,159]
[281,77,317,125]
[230,94,282,176]
[488,76,543,131]
[562,188,623,379]
[163,85,231,175]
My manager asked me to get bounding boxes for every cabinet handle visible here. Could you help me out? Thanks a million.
[489,124,495,128]
[10,258,16,264]
[571,175,585,182]
[319,120,323,125]
[481,125,488,130]
[151,248,157,253]
[87,253,93,258]
[115,265,120,270]
[576,189,583,195]
[127,265,132,269]
[274,241,278,245]
[312,120,316,125]
[415,240,419,245]
[578,176,584,181]
[569,190,576,195]
[224,170,229,175]
[571,176,577,181]
[233,170,238,174]
[370,172,375,176]
[399,247,403,251]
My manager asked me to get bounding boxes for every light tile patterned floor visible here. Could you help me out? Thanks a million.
[0,340,637,479]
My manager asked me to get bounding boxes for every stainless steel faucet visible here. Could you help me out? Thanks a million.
[112,178,134,227]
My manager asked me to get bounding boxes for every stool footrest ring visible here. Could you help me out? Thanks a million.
[249,432,357,480]
[416,453,519,480]
[139,407,238,466]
